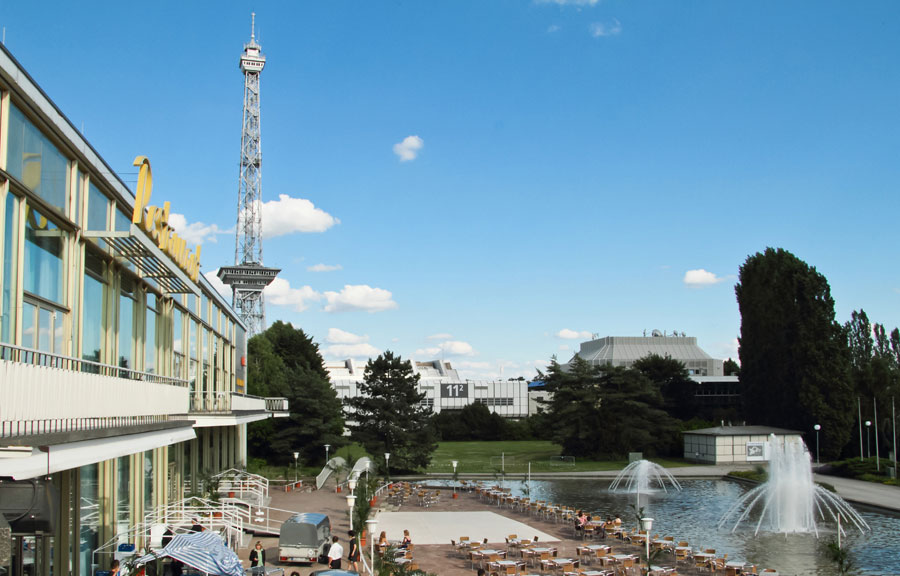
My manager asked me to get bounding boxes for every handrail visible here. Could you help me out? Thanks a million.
[0,342,188,387]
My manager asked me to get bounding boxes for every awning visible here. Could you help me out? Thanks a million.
[0,424,196,480]
[135,532,243,576]
[83,224,199,295]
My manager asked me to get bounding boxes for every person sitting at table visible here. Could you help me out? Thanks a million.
[378,531,388,553]
[400,529,412,549]
[574,510,586,534]
[614,514,622,526]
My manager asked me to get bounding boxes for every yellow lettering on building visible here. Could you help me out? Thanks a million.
[131,156,202,282]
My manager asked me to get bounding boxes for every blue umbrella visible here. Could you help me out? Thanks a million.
[135,532,243,576]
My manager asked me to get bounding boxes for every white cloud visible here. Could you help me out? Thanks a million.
[264,277,322,312]
[427,333,453,341]
[558,344,571,351]
[537,0,600,6]
[415,340,476,357]
[415,346,442,357]
[168,213,224,246]
[684,269,726,286]
[326,328,368,344]
[557,328,592,340]
[323,285,398,313]
[547,24,562,33]
[393,135,424,162]
[261,194,339,239]
[324,342,381,359]
[204,270,231,298]
[590,18,621,37]
[308,263,343,273]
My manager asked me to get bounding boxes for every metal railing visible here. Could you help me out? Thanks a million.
[1,414,170,438]
[0,342,188,386]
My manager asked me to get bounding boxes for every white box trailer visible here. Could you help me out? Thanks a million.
[278,513,331,564]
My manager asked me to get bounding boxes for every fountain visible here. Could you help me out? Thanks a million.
[719,434,869,536]
[609,459,683,493]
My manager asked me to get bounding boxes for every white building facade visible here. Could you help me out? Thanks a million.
[326,359,530,418]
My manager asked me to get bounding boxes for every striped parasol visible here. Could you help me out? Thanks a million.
[135,531,243,576]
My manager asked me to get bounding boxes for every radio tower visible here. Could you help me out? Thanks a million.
[218,13,280,337]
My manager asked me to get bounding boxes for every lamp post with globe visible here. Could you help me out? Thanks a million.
[640,517,654,572]
[814,424,821,465]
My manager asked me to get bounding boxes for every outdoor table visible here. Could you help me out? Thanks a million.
[480,549,507,558]
[495,560,526,569]
[649,566,675,576]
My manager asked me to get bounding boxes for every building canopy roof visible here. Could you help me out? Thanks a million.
[685,425,801,436]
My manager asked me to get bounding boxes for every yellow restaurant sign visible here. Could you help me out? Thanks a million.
[131,156,202,282]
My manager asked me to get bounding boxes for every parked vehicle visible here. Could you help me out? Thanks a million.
[278,513,331,564]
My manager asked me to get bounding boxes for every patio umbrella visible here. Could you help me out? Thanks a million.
[134,531,243,576]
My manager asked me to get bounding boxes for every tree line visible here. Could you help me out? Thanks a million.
[246,246,898,469]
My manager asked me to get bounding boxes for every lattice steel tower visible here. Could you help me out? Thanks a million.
[218,13,280,337]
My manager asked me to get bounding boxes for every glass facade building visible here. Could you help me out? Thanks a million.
[0,43,286,576]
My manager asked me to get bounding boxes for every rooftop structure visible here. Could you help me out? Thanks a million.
[565,333,724,376]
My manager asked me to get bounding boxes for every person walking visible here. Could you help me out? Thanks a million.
[347,530,360,572]
[327,536,343,569]
[249,541,266,575]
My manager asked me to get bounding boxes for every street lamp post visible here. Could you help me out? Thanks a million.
[384,453,391,483]
[346,493,357,531]
[293,451,299,484]
[324,444,331,463]
[640,517,654,572]
[365,518,378,576]
[866,421,872,458]
[814,425,821,465]
[451,460,458,496]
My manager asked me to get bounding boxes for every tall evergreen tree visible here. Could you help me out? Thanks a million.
[246,321,345,465]
[540,355,603,456]
[736,247,853,459]
[347,351,436,473]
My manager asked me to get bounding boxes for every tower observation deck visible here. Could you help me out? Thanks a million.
[219,13,279,337]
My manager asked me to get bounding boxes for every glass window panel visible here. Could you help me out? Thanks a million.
[114,209,131,232]
[24,205,65,304]
[7,103,69,214]
[79,464,100,576]
[145,307,157,374]
[75,170,85,226]
[22,301,37,349]
[1,192,18,344]
[82,251,105,366]
[173,308,184,354]
[143,450,154,513]
[119,289,134,370]
[189,320,197,361]
[87,183,108,231]
[116,456,131,534]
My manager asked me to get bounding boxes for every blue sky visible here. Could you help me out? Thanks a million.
[3,1,899,379]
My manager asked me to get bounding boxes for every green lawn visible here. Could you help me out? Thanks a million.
[428,440,693,474]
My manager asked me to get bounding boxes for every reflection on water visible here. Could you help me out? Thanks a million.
[495,478,899,576]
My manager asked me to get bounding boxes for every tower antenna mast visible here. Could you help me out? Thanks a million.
[218,13,280,337]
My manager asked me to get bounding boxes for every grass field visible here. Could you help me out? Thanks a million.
[253,441,694,478]
[427,441,693,474]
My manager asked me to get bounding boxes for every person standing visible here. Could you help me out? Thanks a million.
[327,536,343,569]
[249,541,266,575]
[347,531,360,572]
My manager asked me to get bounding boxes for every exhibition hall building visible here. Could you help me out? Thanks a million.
[0,44,287,576]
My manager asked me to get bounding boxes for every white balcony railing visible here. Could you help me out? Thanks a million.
[1,343,190,439]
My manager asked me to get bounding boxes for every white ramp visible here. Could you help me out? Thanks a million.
[373,511,558,545]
